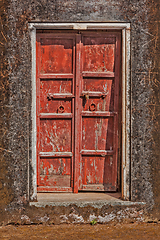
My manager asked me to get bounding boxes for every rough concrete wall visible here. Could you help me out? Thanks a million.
[0,0,160,221]
[0,0,14,210]
[147,0,160,217]
[2,204,146,225]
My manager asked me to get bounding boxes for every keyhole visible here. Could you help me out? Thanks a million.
[89,102,96,111]
[58,105,65,113]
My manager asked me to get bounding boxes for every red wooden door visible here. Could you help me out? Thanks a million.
[36,32,121,192]
[36,34,76,192]
[75,33,121,192]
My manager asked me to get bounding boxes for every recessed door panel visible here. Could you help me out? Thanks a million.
[81,156,105,187]
[82,117,113,151]
[83,78,114,111]
[40,38,73,74]
[40,119,72,152]
[40,78,72,113]
[39,157,71,190]
[83,36,115,72]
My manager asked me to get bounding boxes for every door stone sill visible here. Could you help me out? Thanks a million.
[29,192,146,208]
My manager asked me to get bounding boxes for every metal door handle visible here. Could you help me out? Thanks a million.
[81,92,89,99]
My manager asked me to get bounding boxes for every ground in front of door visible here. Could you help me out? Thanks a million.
[1,223,160,239]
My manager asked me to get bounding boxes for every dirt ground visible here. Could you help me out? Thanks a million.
[0,223,160,240]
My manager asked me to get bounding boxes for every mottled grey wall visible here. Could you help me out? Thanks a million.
[0,0,160,220]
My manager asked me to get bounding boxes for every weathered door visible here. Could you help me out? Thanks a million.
[36,32,121,192]
[36,34,76,192]
[75,33,121,192]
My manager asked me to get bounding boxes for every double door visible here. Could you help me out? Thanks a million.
[36,31,121,192]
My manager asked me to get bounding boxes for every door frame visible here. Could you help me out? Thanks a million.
[29,22,131,201]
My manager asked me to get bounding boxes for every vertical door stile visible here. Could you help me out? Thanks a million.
[113,33,121,189]
[71,37,76,189]
[74,34,82,193]
[79,34,83,190]
[36,36,41,186]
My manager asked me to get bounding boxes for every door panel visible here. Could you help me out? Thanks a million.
[83,78,114,111]
[36,32,121,192]
[40,119,72,152]
[39,157,71,190]
[82,117,113,150]
[83,36,115,72]
[81,156,105,190]
[40,79,72,113]
[40,38,73,73]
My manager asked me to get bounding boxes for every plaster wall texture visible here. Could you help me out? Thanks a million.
[0,0,160,223]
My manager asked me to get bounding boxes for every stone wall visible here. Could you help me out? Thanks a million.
[0,0,160,222]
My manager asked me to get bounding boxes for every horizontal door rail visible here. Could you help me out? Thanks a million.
[39,113,73,118]
[81,111,117,117]
[37,186,72,192]
[39,152,73,157]
[47,93,74,100]
[82,71,115,78]
[81,184,104,191]
[80,91,108,98]
[80,150,114,156]
[39,73,73,79]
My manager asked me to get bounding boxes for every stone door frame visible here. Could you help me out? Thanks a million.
[29,22,131,201]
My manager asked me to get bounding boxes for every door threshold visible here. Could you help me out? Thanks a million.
[30,192,146,208]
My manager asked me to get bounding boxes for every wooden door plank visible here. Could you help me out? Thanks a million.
[39,73,73,79]
[82,72,115,78]
[39,152,73,157]
[80,150,114,156]
[81,111,116,117]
